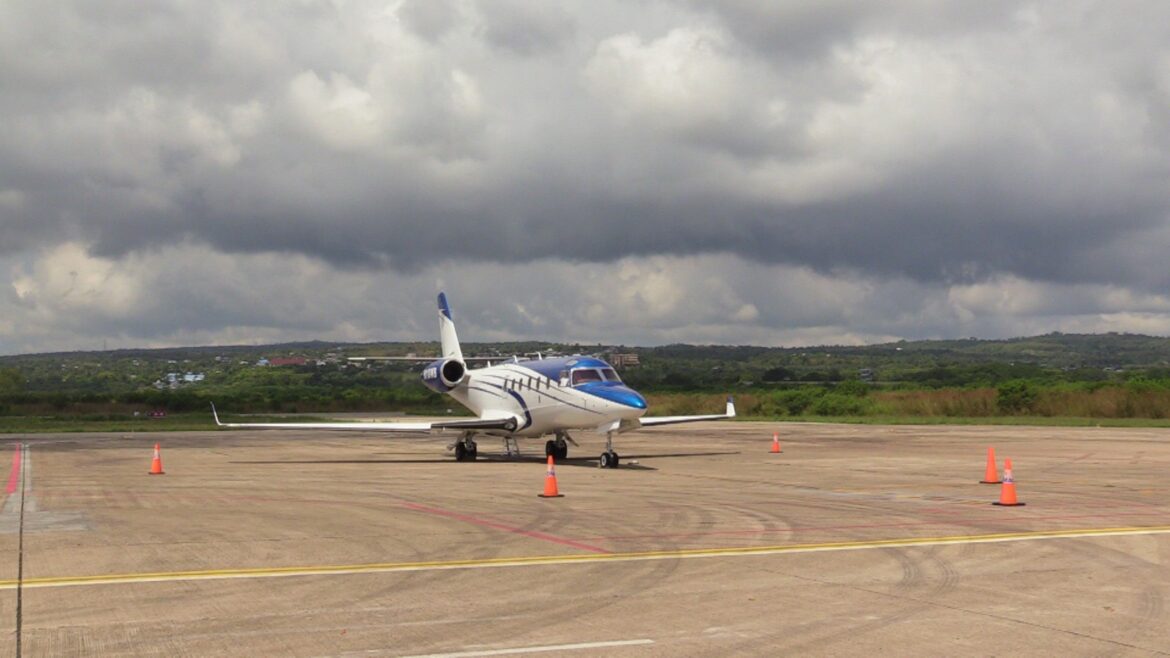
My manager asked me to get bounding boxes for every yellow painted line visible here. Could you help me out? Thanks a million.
[402,639,655,657]
[4,525,1170,591]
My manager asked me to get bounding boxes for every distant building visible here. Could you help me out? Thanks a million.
[156,372,204,389]
[269,357,308,367]
[859,368,875,382]
[608,353,640,368]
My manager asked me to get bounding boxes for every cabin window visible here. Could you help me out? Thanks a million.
[571,369,603,386]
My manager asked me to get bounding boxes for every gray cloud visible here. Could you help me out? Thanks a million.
[8,245,1170,355]
[476,1,576,56]
[2,1,1170,353]
[399,0,462,43]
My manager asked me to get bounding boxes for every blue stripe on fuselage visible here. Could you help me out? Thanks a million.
[498,357,645,409]
[505,390,533,429]
[509,356,610,382]
[573,382,647,409]
[478,371,599,415]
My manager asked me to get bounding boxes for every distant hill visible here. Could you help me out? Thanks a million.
[3,331,1170,395]
[6,332,1170,420]
[640,332,1170,369]
[5,331,1168,366]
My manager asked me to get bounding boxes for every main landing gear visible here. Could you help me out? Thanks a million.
[598,431,619,469]
[544,431,570,461]
[453,432,478,462]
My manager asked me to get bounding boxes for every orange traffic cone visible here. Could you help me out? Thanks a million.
[770,431,782,453]
[148,443,165,475]
[992,458,1024,506]
[979,446,1001,484]
[537,455,563,498]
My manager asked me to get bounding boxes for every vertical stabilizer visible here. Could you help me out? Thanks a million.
[437,292,464,362]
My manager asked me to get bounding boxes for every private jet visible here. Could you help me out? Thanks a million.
[213,293,734,467]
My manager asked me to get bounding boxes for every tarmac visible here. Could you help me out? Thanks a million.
[2,421,1170,656]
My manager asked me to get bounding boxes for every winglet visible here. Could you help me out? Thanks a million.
[726,396,736,418]
[210,402,223,426]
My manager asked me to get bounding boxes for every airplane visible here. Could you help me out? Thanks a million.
[212,292,735,468]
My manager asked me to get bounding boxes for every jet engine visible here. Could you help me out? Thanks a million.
[422,358,466,393]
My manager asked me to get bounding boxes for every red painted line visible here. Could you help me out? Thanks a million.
[402,502,611,554]
[5,444,21,495]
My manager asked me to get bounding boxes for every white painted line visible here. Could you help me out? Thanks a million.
[400,639,654,657]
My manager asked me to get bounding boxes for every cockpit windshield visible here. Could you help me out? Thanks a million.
[570,369,603,386]
[571,367,623,386]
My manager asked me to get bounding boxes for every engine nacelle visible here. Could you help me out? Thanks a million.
[422,358,466,393]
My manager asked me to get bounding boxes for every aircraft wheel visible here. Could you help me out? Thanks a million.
[467,441,478,460]
[598,452,609,468]
[600,451,619,468]
[454,442,467,462]
[545,440,556,458]
[609,452,620,468]
[556,444,568,461]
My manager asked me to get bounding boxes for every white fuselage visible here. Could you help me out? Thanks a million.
[446,362,647,437]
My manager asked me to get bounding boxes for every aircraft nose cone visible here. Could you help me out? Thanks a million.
[579,383,647,410]
[615,386,647,410]
[629,389,647,410]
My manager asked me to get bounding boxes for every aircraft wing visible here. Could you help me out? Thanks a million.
[635,396,737,428]
[211,404,519,433]
[348,356,502,362]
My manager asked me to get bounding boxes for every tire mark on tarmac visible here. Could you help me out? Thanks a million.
[400,502,610,554]
[783,544,962,655]
[578,510,1170,543]
[724,540,960,655]
[739,551,1170,657]
[389,490,633,648]
[1048,532,1170,648]
[336,498,464,616]
[437,488,689,646]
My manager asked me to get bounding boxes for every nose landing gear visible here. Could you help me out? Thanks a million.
[544,431,570,461]
[598,431,619,468]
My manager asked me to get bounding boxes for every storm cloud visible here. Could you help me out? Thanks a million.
[2,1,1170,353]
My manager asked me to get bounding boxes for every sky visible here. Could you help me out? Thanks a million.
[2,1,1170,355]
